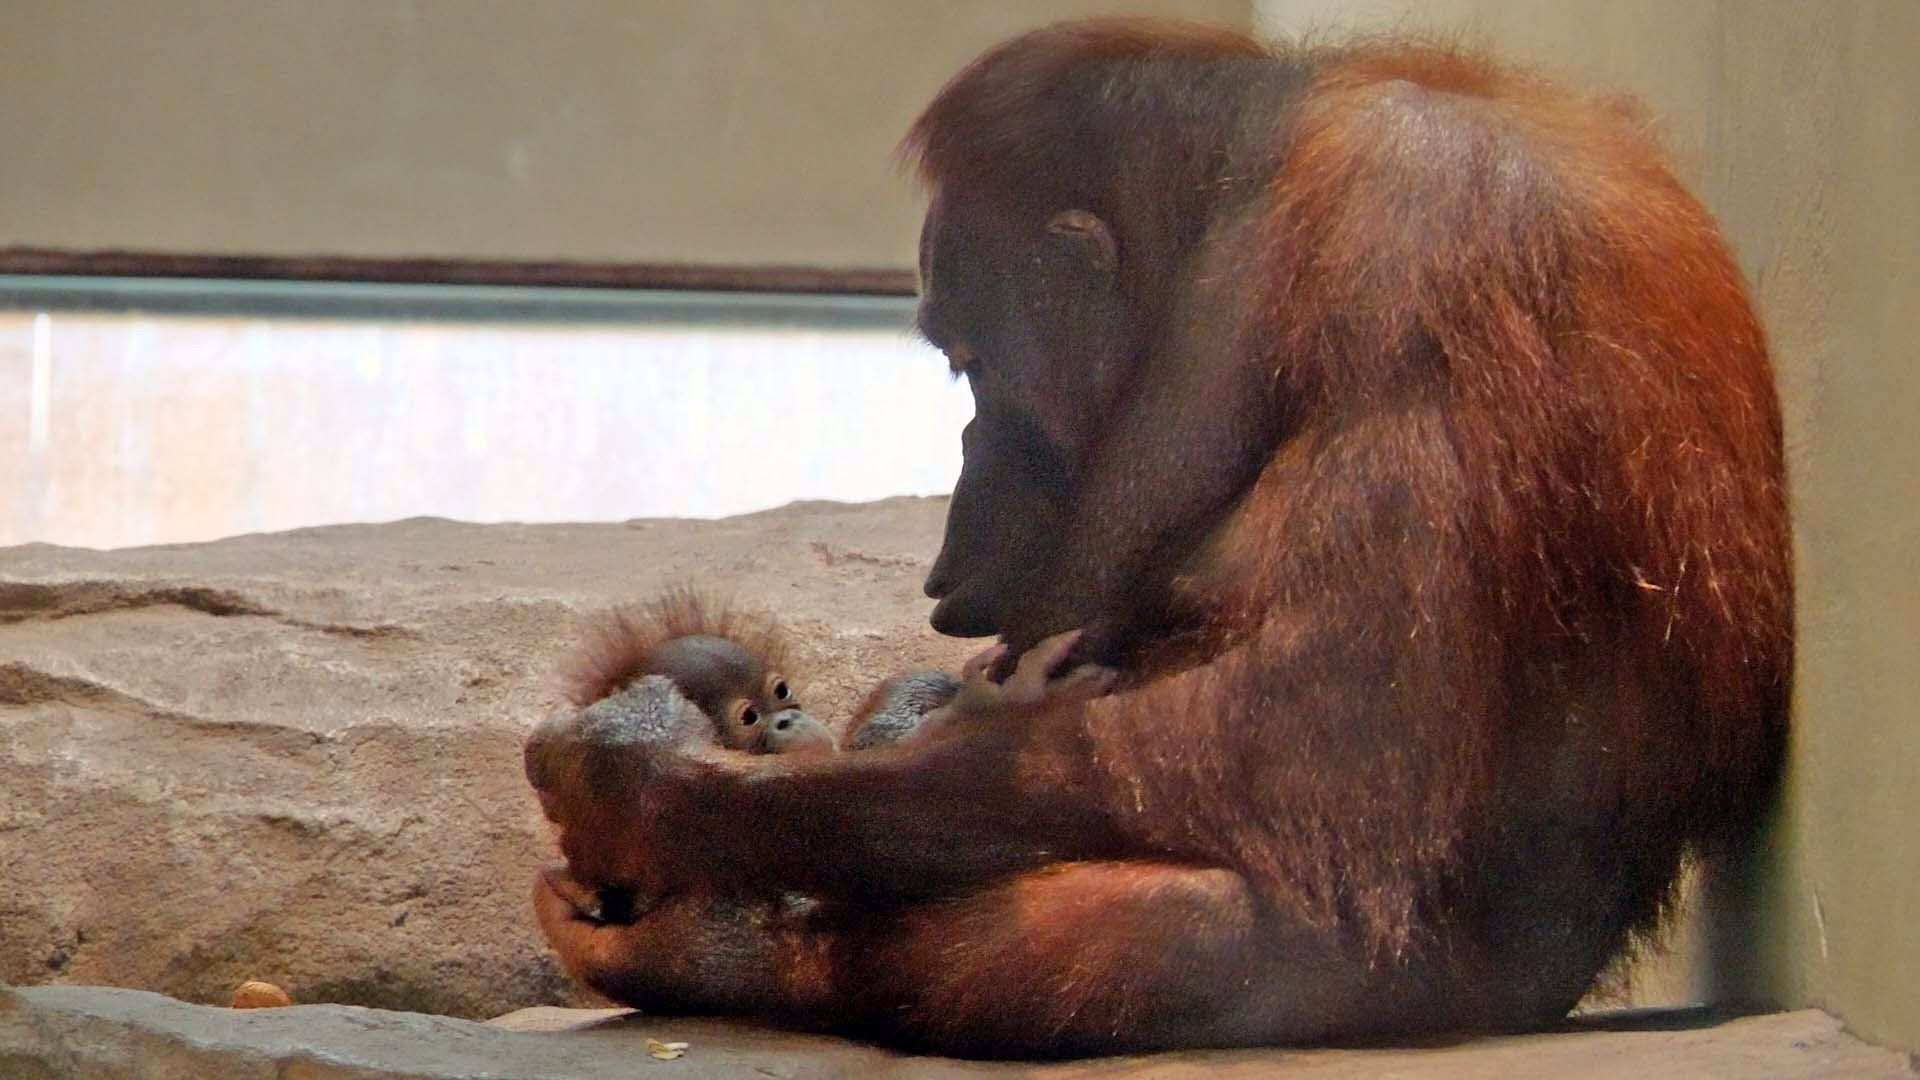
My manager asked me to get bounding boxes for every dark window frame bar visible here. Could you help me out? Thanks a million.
[0,251,922,329]
[0,249,916,297]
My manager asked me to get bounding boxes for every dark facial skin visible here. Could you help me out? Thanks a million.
[917,192,1135,646]
[917,188,1280,677]
[640,635,834,755]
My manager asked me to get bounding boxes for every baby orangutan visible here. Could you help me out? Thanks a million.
[552,587,837,756]
[524,587,965,924]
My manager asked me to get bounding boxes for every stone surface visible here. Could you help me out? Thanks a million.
[0,500,974,1019]
[2,986,1912,1080]
[3,500,1909,1073]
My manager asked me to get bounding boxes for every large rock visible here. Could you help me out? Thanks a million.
[1,987,1910,1079]
[0,500,973,1019]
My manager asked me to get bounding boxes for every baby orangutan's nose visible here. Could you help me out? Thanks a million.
[763,708,837,755]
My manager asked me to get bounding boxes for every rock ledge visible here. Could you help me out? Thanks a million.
[4,986,1912,1080]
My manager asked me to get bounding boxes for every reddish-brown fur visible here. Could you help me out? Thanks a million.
[557,587,796,708]
[527,20,1790,1057]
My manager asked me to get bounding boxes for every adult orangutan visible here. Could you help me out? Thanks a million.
[526,19,1791,1057]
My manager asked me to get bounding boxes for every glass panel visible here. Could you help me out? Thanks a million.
[0,278,966,550]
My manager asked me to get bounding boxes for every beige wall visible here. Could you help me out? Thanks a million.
[0,1,1242,271]
[8,0,1914,1052]
[1259,0,1920,1054]
[0,306,966,549]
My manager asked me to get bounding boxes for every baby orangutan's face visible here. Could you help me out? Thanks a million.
[640,634,835,756]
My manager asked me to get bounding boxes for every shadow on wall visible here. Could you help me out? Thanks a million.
[0,308,969,550]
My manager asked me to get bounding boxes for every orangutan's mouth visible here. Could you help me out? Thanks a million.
[928,585,1000,639]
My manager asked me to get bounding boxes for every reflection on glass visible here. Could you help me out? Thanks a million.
[0,282,967,550]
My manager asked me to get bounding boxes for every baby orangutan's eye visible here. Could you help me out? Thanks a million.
[737,703,760,727]
[772,679,791,701]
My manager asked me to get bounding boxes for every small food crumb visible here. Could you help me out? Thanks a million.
[647,1038,689,1060]
[230,980,293,1009]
